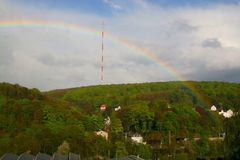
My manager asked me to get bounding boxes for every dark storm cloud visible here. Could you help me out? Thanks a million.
[202,38,222,48]
[210,69,240,82]
[194,68,240,82]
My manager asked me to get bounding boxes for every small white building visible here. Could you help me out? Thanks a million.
[211,105,217,111]
[223,109,234,118]
[219,109,234,118]
[131,134,145,144]
[227,109,233,115]
[167,104,171,109]
[96,131,108,140]
[105,116,111,126]
[114,106,121,111]
[219,110,224,115]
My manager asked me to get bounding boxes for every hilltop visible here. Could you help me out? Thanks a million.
[47,81,240,111]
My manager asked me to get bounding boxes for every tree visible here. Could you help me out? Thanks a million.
[115,141,128,158]
[193,136,209,158]
[110,114,123,134]
[224,111,240,159]
[83,114,104,131]
[119,104,154,134]
[57,141,70,155]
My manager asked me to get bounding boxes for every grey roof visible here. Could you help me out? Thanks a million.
[1,153,18,160]
[52,154,68,160]
[118,155,144,160]
[1,153,80,160]
[35,153,51,160]
[18,153,35,160]
[69,153,80,160]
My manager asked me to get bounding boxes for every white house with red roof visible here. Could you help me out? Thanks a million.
[100,104,107,111]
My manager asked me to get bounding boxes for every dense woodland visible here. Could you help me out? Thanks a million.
[0,81,240,159]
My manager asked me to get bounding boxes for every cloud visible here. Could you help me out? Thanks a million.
[171,20,198,33]
[0,0,240,90]
[186,66,240,82]
[0,38,14,66]
[202,38,222,48]
[103,0,122,10]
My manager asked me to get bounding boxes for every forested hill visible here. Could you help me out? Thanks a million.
[47,81,240,111]
[0,82,94,156]
[1,81,240,159]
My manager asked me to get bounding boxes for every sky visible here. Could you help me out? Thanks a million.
[0,0,240,90]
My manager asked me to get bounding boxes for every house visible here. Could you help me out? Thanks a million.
[114,106,121,111]
[17,153,35,160]
[219,109,234,118]
[52,153,81,160]
[100,104,107,111]
[52,153,68,160]
[176,131,188,143]
[219,132,226,139]
[0,153,81,160]
[125,132,146,144]
[104,116,111,126]
[219,110,224,115]
[176,137,185,143]
[96,130,108,140]
[0,153,18,160]
[167,104,171,109]
[131,134,144,144]
[118,155,144,160]
[35,153,51,160]
[146,132,163,148]
[68,153,81,160]
[223,109,234,118]
[211,105,217,111]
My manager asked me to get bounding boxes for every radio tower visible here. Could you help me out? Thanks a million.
[101,21,104,82]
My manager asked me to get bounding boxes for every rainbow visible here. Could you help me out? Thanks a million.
[0,19,211,106]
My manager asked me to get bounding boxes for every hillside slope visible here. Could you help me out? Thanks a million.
[1,81,240,159]
[47,81,240,111]
[0,82,107,157]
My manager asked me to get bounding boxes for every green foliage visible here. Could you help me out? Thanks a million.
[0,83,86,155]
[115,141,128,158]
[43,105,66,133]
[126,143,152,159]
[57,141,70,155]
[207,140,224,157]
[0,95,6,110]
[83,114,104,131]
[109,114,123,135]
[175,153,189,160]
[0,81,240,159]
[0,135,12,154]
[224,111,240,160]
[193,136,210,157]
[119,103,154,134]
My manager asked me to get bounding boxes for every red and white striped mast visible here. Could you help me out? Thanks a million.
[101,21,104,82]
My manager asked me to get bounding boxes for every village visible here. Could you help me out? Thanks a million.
[96,104,235,145]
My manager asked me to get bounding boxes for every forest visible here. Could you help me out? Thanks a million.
[0,81,239,159]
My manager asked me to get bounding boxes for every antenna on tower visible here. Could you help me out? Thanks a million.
[101,21,104,82]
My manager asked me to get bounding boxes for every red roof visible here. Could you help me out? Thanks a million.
[100,104,107,110]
